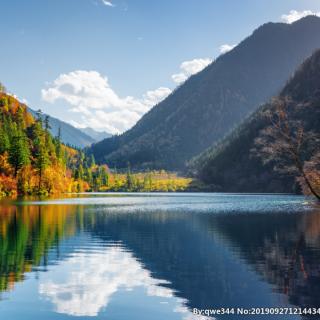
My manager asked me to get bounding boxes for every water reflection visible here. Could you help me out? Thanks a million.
[39,245,206,319]
[204,211,320,313]
[0,194,319,319]
[0,204,83,293]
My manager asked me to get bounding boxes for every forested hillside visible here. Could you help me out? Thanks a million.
[0,91,89,196]
[189,49,320,195]
[0,89,190,196]
[90,16,320,170]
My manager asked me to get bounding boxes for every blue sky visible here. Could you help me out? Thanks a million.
[1,0,320,133]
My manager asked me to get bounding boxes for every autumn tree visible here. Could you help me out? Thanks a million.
[254,97,320,200]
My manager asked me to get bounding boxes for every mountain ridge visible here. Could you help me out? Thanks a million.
[189,48,320,193]
[89,16,320,170]
[80,127,112,142]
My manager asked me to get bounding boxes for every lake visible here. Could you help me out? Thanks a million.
[0,193,319,319]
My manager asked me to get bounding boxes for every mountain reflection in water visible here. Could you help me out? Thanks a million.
[0,193,319,319]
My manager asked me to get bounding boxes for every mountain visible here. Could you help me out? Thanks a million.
[28,108,95,148]
[188,49,320,193]
[89,16,320,170]
[80,127,112,142]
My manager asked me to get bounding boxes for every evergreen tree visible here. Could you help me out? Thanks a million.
[36,109,43,122]
[16,107,25,129]
[90,154,96,167]
[75,164,84,180]
[9,131,30,176]
[44,115,50,133]
[35,141,50,191]
[55,126,65,164]
[32,121,50,191]
[0,126,9,154]
[126,165,134,190]
[100,166,109,186]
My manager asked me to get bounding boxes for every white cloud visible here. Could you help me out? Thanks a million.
[101,0,114,7]
[281,10,320,24]
[42,71,171,134]
[219,44,237,54]
[180,58,212,75]
[39,246,210,319]
[42,58,213,133]
[171,58,213,84]
[171,73,188,84]
[142,87,172,106]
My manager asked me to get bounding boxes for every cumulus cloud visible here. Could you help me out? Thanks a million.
[219,44,237,54]
[42,71,171,134]
[42,58,213,133]
[281,10,320,24]
[171,58,213,84]
[171,73,188,84]
[101,0,114,7]
[39,246,210,319]
[143,87,172,106]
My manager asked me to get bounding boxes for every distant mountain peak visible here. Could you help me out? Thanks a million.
[80,127,112,142]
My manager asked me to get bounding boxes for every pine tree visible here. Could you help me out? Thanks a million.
[36,109,43,122]
[75,164,84,180]
[54,127,66,166]
[90,154,96,167]
[32,121,50,192]
[100,166,109,186]
[126,164,134,191]
[35,141,49,192]
[16,107,26,129]
[44,115,50,132]
[0,126,9,154]
[9,130,30,176]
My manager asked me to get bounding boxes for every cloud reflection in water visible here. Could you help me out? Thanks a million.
[39,244,209,319]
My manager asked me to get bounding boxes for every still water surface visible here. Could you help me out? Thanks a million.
[0,193,319,319]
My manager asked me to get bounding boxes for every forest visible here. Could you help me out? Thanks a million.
[0,88,191,197]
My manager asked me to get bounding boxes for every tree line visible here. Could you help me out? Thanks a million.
[0,88,191,196]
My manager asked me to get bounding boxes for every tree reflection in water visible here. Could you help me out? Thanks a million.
[0,196,319,319]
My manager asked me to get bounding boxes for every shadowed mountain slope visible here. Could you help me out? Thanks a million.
[189,49,320,193]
